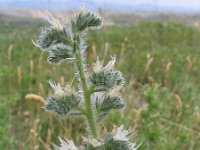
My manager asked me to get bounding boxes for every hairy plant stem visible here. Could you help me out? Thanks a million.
[74,43,97,138]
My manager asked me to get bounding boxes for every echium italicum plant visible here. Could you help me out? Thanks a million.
[33,9,140,150]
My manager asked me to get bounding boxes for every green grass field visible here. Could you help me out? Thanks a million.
[1,14,200,150]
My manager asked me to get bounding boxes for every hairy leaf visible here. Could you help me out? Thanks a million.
[101,126,138,150]
[82,126,139,150]
[71,11,102,32]
[90,69,125,92]
[44,94,80,117]
[47,43,73,64]
[95,93,125,121]
[101,139,137,150]
[37,27,66,49]
[53,137,78,150]
[90,58,125,91]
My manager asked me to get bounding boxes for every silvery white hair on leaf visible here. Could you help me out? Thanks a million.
[47,43,74,64]
[93,56,115,72]
[90,57,125,92]
[95,92,125,121]
[44,94,80,118]
[81,125,140,150]
[49,80,77,97]
[111,125,140,150]
[71,10,102,32]
[36,27,66,50]
[92,57,116,73]
[53,137,78,150]
[49,80,67,98]
[104,56,116,70]
[92,57,103,73]
[44,80,81,117]
[96,125,140,150]
[112,125,131,141]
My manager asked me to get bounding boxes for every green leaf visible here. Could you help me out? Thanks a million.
[47,43,74,64]
[37,27,66,49]
[90,70,124,92]
[44,94,80,117]
[71,11,102,32]
[102,139,137,150]
[90,58,125,92]
[81,125,139,150]
[95,93,125,121]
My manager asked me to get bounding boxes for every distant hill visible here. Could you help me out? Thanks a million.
[1,7,200,29]
[1,0,200,13]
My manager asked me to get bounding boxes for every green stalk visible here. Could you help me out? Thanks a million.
[75,50,97,138]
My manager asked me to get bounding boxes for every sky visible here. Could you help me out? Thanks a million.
[1,0,200,12]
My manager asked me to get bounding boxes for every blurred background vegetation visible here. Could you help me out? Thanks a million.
[1,8,200,150]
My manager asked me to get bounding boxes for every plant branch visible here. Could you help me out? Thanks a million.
[74,47,97,138]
